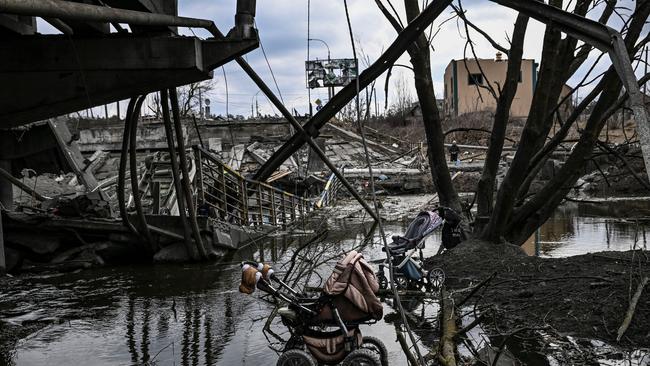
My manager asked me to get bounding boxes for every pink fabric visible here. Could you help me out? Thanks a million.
[323,250,383,320]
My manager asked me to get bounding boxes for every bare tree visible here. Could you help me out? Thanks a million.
[375,0,650,245]
[387,73,413,119]
[177,80,217,117]
[375,0,463,213]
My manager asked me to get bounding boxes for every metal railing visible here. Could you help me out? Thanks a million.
[193,146,313,227]
[314,172,343,209]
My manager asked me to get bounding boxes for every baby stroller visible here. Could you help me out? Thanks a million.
[376,207,464,292]
[239,250,388,366]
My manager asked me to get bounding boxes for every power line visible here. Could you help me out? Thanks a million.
[343,1,426,365]
[255,20,285,105]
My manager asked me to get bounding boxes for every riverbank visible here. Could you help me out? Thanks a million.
[426,239,650,363]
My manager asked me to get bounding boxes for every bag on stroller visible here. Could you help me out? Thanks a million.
[239,250,387,366]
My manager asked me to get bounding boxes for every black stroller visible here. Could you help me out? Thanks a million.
[376,207,464,292]
[239,250,389,366]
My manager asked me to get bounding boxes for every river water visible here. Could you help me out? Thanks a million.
[2,201,649,366]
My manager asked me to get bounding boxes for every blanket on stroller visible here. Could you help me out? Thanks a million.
[323,251,383,321]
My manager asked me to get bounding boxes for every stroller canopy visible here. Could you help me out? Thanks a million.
[387,210,444,254]
[323,251,383,321]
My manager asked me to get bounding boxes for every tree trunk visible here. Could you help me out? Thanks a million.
[404,0,462,213]
[475,15,528,230]
[505,1,650,244]
[481,0,572,242]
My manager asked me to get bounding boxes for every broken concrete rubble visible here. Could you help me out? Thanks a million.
[0,114,433,272]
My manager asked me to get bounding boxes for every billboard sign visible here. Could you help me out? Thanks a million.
[305,58,358,89]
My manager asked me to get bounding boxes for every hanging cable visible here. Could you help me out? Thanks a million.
[255,20,285,105]
[342,1,426,365]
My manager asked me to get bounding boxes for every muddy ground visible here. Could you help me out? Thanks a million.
[426,240,650,364]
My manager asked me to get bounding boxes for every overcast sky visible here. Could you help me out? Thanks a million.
[37,0,643,118]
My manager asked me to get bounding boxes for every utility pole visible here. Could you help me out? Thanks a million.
[199,84,203,121]
[306,0,311,117]
[116,101,121,120]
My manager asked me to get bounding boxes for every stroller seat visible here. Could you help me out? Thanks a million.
[384,211,443,256]
[239,251,386,366]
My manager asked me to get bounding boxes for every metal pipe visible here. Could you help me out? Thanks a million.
[161,89,197,261]
[0,0,217,31]
[117,97,140,237]
[129,95,155,252]
[169,88,209,260]
[234,0,256,38]
[0,166,49,202]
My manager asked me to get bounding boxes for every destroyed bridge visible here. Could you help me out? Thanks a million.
[1,0,649,270]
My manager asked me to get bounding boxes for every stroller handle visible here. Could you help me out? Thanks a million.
[240,261,302,297]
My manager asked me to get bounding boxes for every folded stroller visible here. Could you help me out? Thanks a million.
[376,207,464,291]
[239,250,388,366]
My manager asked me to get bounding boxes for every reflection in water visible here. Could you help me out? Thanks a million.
[521,204,650,257]
[3,202,650,365]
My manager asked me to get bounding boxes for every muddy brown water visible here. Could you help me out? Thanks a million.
[2,203,649,366]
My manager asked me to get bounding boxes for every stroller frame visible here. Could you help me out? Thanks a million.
[241,260,386,366]
[376,207,458,292]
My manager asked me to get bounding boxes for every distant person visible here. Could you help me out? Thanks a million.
[449,140,460,166]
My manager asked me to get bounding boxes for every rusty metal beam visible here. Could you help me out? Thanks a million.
[253,0,453,182]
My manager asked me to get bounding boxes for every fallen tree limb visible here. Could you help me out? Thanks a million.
[438,288,458,366]
[395,328,419,366]
[454,313,487,340]
[616,276,648,342]
[457,272,496,308]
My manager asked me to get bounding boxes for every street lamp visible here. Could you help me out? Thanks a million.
[308,38,334,99]
[308,38,331,61]
[251,90,261,118]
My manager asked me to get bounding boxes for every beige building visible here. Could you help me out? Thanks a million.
[443,54,572,119]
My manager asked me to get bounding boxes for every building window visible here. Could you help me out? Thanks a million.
[468,73,483,85]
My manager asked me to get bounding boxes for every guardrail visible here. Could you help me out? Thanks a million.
[193,146,313,227]
[314,172,343,209]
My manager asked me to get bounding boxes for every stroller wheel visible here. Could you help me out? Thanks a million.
[341,348,382,366]
[276,349,317,366]
[361,336,388,366]
[377,274,388,290]
[395,275,409,290]
[427,268,445,291]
